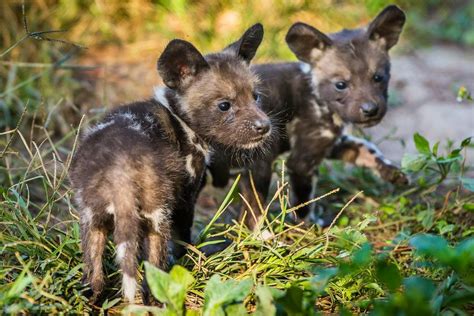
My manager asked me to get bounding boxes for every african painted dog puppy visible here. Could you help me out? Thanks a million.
[209,5,408,229]
[69,24,270,302]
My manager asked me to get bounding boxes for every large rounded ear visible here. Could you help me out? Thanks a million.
[157,39,210,90]
[224,23,264,64]
[286,22,333,64]
[367,5,406,50]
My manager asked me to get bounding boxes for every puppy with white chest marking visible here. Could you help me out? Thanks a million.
[69,24,270,303]
[209,5,408,229]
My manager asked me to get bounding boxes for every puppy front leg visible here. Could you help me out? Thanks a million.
[287,151,324,220]
[329,135,408,185]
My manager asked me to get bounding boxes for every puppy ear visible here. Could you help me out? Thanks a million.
[367,5,406,50]
[157,39,210,90]
[224,23,264,64]
[286,22,333,64]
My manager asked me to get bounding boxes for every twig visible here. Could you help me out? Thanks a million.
[0,105,28,159]
[324,191,363,253]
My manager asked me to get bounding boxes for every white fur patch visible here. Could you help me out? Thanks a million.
[154,87,169,108]
[332,112,344,127]
[143,208,171,232]
[116,242,127,263]
[117,112,136,121]
[85,120,115,137]
[153,87,211,157]
[144,113,155,124]
[122,273,137,302]
[299,62,311,74]
[310,100,322,118]
[82,207,94,224]
[259,229,274,241]
[185,154,196,178]
[106,203,115,215]
[128,120,144,134]
[320,129,335,139]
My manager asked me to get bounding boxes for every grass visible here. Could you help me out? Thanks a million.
[1,0,474,315]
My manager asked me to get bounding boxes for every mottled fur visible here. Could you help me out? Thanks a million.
[70,24,270,303]
[209,6,408,229]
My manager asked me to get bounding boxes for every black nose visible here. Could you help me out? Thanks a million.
[253,119,271,135]
[360,103,379,117]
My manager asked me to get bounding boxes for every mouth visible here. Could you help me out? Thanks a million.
[239,133,270,149]
[355,117,382,128]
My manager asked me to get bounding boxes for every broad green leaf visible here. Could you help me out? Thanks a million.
[410,234,455,265]
[145,262,171,305]
[203,275,252,316]
[413,133,431,155]
[416,209,434,229]
[224,303,247,315]
[352,243,372,268]
[145,263,193,315]
[401,153,427,172]
[461,177,474,192]
[275,286,305,315]
[454,238,474,272]
[310,267,339,293]
[403,277,435,302]
[255,286,276,316]
[375,260,402,292]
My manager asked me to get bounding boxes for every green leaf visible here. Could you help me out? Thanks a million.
[403,277,435,302]
[416,209,434,229]
[462,203,474,212]
[401,153,427,172]
[310,267,339,293]
[454,238,474,273]
[145,263,194,315]
[432,141,440,157]
[410,234,455,265]
[203,275,252,316]
[461,177,474,192]
[352,243,373,268]
[413,133,431,155]
[274,285,316,316]
[375,260,402,292]
[145,262,171,304]
[255,286,276,316]
[7,268,33,298]
[101,297,121,310]
[461,137,471,148]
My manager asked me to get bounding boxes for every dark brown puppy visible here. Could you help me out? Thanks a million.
[209,5,407,229]
[69,24,270,303]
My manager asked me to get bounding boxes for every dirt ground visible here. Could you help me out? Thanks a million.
[368,44,474,165]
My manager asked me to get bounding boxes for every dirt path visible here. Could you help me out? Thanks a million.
[368,45,474,164]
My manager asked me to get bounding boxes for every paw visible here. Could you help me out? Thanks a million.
[380,165,409,186]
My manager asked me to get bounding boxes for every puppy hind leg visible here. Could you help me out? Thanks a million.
[141,217,171,305]
[113,207,141,303]
[80,211,107,301]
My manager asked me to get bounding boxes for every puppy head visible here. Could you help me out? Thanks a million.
[286,5,406,126]
[157,23,271,148]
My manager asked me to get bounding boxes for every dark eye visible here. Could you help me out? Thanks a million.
[335,81,348,91]
[218,101,231,112]
[253,92,261,102]
[373,74,384,82]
